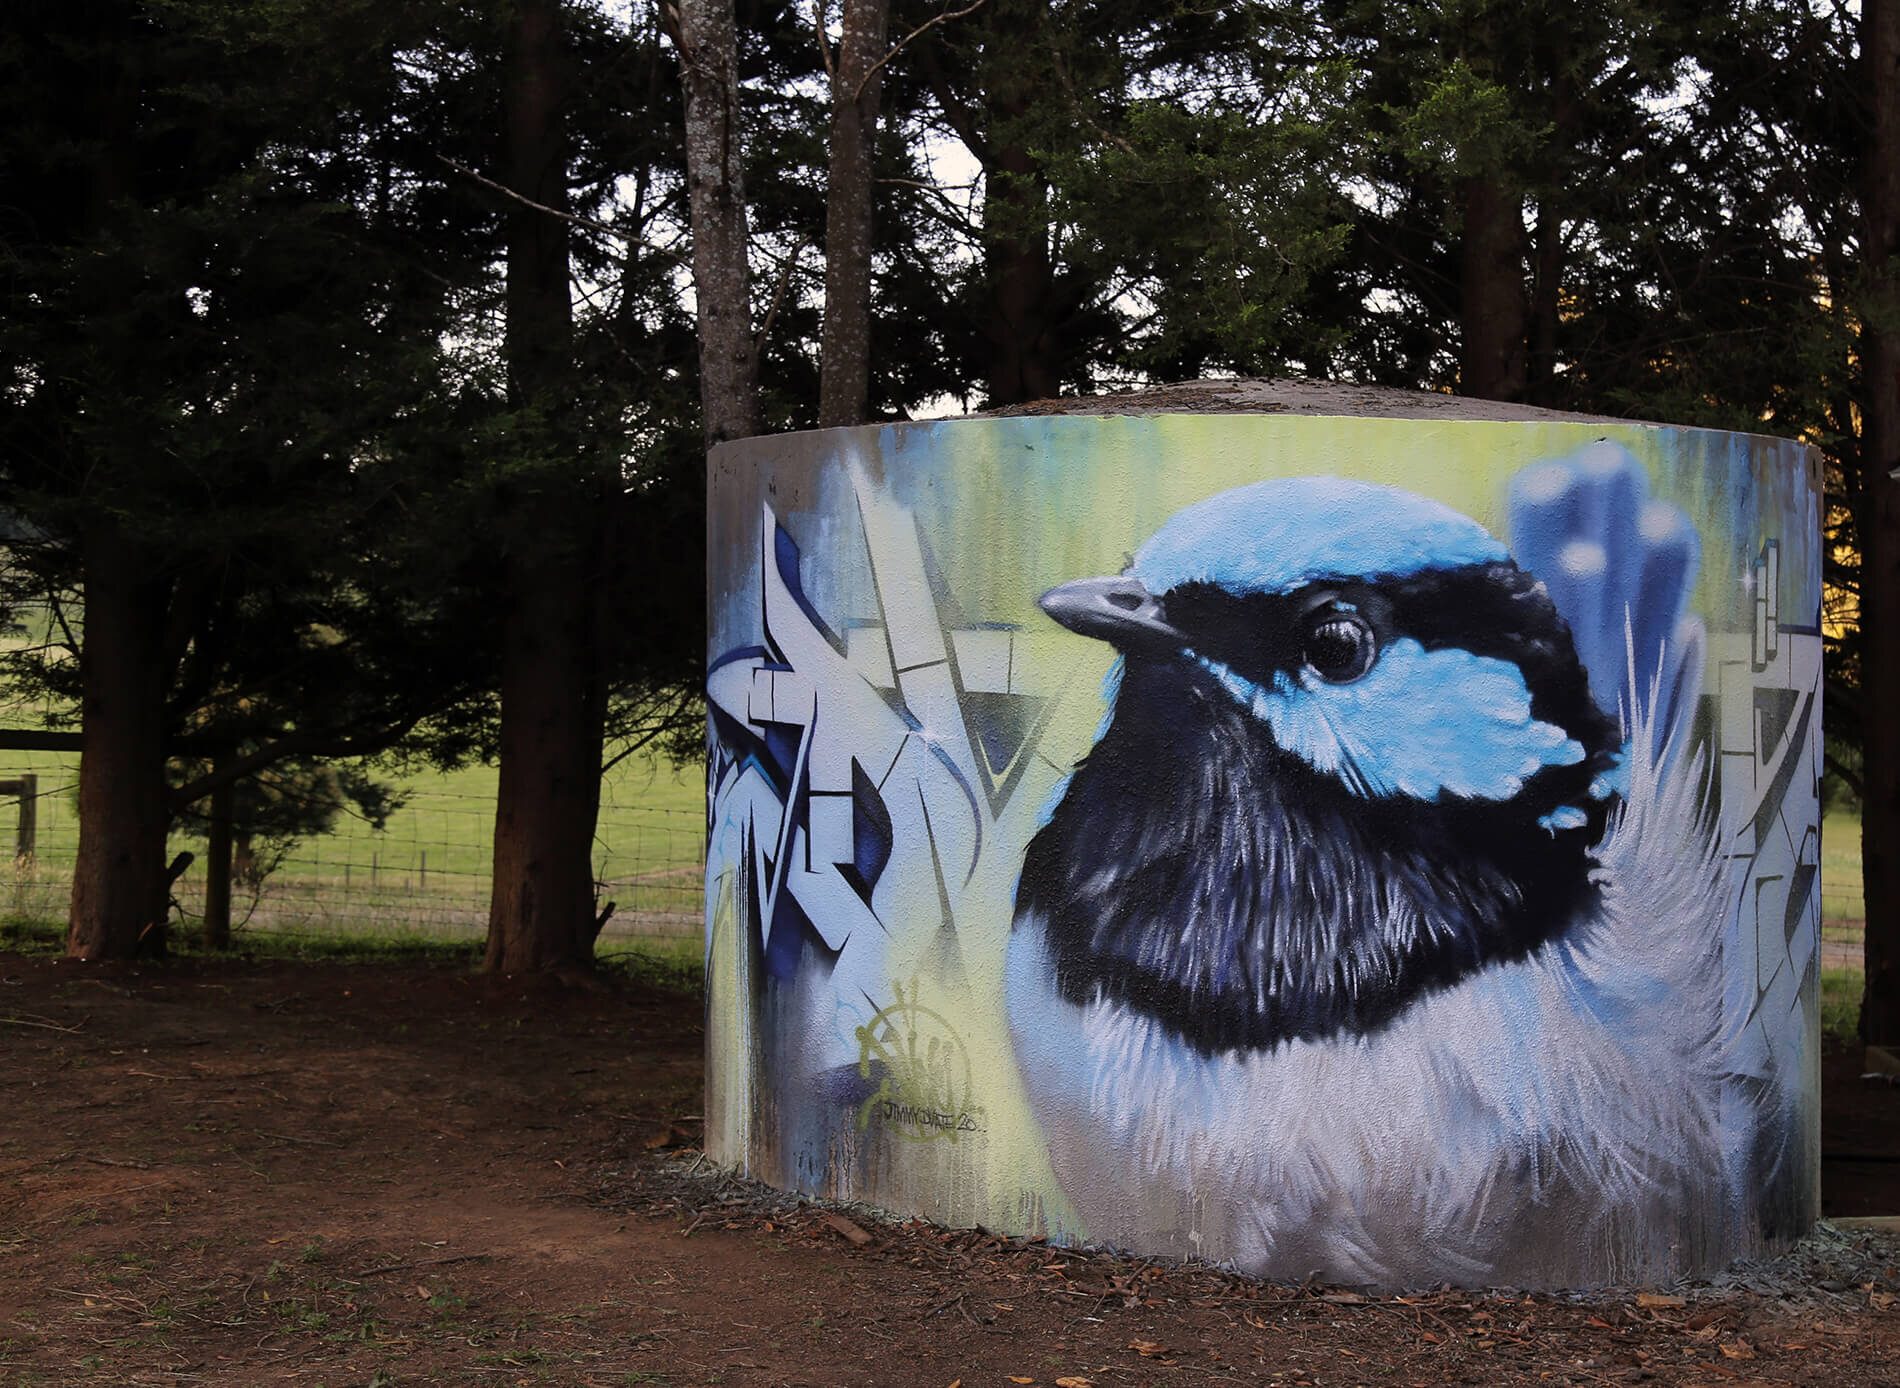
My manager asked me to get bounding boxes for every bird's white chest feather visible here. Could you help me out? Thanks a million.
[1006,890,1732,1288]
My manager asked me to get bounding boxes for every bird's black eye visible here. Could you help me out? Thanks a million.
[1302,609,1376,683]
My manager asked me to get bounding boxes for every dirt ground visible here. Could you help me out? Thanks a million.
[2,954,1896,1388]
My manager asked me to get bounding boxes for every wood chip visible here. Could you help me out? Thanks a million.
[1636,1292,1686,1309]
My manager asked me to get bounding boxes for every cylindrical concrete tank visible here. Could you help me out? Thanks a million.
[704,382,1823,1290]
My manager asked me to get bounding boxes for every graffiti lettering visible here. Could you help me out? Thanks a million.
[869,1099,982,1134]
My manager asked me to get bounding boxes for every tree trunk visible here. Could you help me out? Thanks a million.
[817,0,891,428]
[1458,172,1529,402]
[914,9,1061,408]
[484,0,608,973]
[1860,0,1900,1045]
[1525,111,1571,406]
[1527,197,1562,404]
[485,541,609,972]
[67,525,173,959]
[503,0,571,400]
[1525,57,1576,408]
[675,0,759,447]
[981,134,1058,407]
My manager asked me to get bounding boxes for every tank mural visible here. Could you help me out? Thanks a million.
[704,413,1822,1290]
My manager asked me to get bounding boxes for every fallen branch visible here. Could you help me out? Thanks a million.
[51,1286,149,1312]
[253,1130,339,1148]
[353,1253,494,1278]
[0,1015,84,1034]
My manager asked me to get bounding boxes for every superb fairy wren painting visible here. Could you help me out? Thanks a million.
[704,406,1822,1289]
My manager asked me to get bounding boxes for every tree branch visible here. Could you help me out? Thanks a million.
[600,717,685,775]
[917,37,990,166]
[167,717,424,811]
[858,0,987,101]
[754,237,810,355]
[49,591,80,662]
[436,156,687,266]
[811,0,834,81]
[1825,749,1866,799]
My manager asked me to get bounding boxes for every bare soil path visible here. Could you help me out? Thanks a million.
[2,953,1896,1387]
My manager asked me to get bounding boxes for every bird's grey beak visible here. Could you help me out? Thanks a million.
[1038,576,1187,652]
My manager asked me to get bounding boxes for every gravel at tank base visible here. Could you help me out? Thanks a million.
[639,1157,1899,1312]
[1665,1220,1900,1307]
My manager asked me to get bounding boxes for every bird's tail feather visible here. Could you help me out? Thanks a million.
[1596,627,1801,1261]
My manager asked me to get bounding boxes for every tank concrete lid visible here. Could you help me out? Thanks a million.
[706,376,1811,462]
[982,377,1656,424]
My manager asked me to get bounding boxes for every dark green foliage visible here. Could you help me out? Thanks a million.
[0,0,712,804]
[0,0,1880,963]
[0,0,494,754]
[868,0,1361,402]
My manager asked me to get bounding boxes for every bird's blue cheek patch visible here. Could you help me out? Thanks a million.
[1589,753,1629,803]
[1538,806,1589,832]
[1528,748,1631,834]
[1195,638,1585,802]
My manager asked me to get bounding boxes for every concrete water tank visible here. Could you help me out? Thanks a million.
[703,382,1823,1289]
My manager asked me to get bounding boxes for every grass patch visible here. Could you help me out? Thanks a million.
[1822,811,1864,928]
[1822,966,1866,1044]
[0,908,704,988]
[195,931,486,968]
[598,934,703,992]
[1820,812,1865,1044]
[0,912,487,968]
[0,914,61,955]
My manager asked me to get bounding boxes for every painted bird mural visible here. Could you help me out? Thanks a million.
[1006,472,1759,1290]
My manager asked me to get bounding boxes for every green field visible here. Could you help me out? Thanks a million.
[1820,812,1866,1041]
[0,603,709,950]
[0,748,1874,1017]
[0,747,706,948]
[1822,811,1865,927]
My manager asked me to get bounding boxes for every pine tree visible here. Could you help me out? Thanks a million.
[0,0,495,957]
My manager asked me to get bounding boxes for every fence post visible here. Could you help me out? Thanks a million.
[203,770,233,949]
[15,773,34,863]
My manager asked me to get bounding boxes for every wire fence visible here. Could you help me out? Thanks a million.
[0,767,1872,964]
[1,772,707,948]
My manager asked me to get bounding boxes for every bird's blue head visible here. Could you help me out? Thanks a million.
[1042,477,1618,813]
[1130,477,1509,596]
[1020,476,1626,1054]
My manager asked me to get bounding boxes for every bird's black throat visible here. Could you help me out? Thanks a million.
[1016,655,1618,1056]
